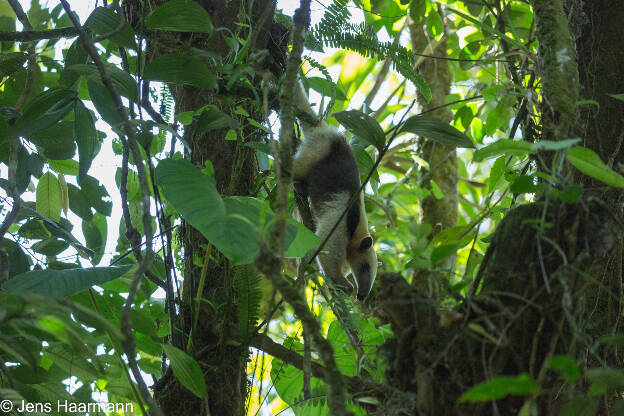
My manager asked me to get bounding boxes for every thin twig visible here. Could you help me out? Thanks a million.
[259,0,351,414]
[58,2,161,415]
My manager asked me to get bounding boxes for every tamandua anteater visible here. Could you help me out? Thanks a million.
[293,84,378,301]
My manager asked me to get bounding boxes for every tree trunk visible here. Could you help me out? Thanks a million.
[125,0,285,414]
[409,16,458,297]
[379,1,624,414]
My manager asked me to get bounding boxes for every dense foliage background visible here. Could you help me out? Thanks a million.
[0,0,623,415]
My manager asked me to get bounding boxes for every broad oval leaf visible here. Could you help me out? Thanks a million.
[459,374,539,403]
[1,265,133,298]
[87,79,123,127]
[0,52,27,78]
[31,239,70,256]
[473,139,532,162]
[333,110,386,150]
[399,115,474,148]
[30,121,76,160]
[36,172,62,223]
[9,89,76,139]
[145,0,213,34]
[84,7,136,49]
[143,54,216,89]
[162,344,206,399]
[74,100,98,180]
[68,64,138,101]
[566,147,624,190]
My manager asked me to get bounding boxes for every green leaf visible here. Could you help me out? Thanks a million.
[1,238,30,277]
[31,239,69,256]
[162,344,206,399]
[49,159,79,176]
[59,38,89,88]
[9,89,76,139]
[560,397,598,416]
[82,213,107,265]
[36,172,62,223]
[607,93,624,102]
[30,121,76,160]
[399,115,474,148]
[566,147,624,189]
[0,52,26,78]
[143,54,217,89]
[87,79,122,127]
[488,156,506,193]
[307,76,347,101]
[283,220,322,258]
[145,0,213,34]
[459,374,539,402]
[1,266,133,298]
[67,183,93,221]
[333,110,386,150]
[446,7,529,53]
[548,355,580,383]
[586,368,624,392]
[530,138,580,151]
[74,100,98,180]
[84,7,136,49]
[234,264,261,340]
[473,139,532,162]
[68,64,138,101]
[79,175,112,216]
[510,175,537,195]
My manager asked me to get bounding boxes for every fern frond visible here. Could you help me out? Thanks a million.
[302,55,337,119]
[234,264,262,340]
[309,0,431,101]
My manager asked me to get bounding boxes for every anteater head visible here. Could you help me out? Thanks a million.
[347,234,378,301]
[346,194,377,301]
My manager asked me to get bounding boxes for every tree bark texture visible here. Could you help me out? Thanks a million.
[376,2,624,414]
[409,18,458,296]
[124,0,286,414]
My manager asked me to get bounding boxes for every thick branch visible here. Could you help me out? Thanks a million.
[0,27,79,41]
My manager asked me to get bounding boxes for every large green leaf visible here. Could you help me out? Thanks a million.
[36,172,62,223]
[399,115,475,148]
[9,89,76,139]
[459,374,539,402]
[74,100,98,181]
[566,147,624,189]
[84,6,136,49]
[68,64,138,101]
[1,266,133,298]
[79,175,112,216]
[87,79,122,127]
[30,121,76,160]
[473,139,532,161]
[67,183,93,221]
[162,344,206,399]
[0,52,26,78]
[334,110,386,151]
[143,54,216,89]
[145,0,213,34]
[155,158,225,233]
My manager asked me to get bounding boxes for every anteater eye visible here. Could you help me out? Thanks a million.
[358,236,373,251]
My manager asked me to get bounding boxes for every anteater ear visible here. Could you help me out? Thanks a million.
[358,236,373,251]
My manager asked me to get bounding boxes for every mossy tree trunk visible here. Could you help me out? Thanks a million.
[380,1,623,414]
[125,0,285,414]
[408,16,458,297]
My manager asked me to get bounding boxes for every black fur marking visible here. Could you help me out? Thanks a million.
[346,197,360,239]
[306,138,361,214]
[358,236,373,251]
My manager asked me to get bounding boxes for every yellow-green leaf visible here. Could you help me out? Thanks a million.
[566,147,624,189]
[36,172,62,223]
